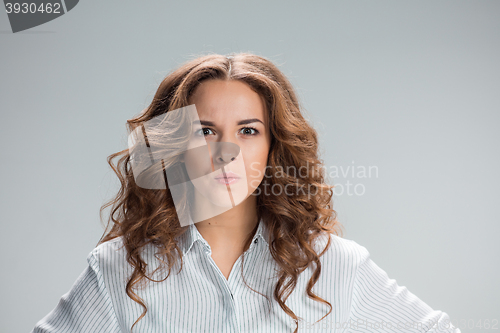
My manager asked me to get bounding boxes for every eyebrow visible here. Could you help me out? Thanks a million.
[193,118,264,126]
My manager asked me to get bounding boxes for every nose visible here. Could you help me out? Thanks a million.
[211,141,240,165]
[217,152,236,163]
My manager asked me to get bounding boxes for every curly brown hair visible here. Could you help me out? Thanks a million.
[97,52,344,333]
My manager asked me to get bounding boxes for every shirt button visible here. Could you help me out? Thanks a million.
[254,239,258,244]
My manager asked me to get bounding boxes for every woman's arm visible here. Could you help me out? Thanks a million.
[347,241,460,333]
[31,248,122,333]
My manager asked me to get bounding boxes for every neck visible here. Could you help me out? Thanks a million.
[194,194,259,253]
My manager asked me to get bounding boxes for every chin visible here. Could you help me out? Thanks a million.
[208,188,250,208]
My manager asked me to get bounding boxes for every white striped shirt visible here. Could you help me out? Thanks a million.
[31,217,460,332]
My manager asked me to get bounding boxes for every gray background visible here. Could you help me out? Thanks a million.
[1,1,498,332]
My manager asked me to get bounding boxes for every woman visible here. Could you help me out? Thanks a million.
[32,53,460,333]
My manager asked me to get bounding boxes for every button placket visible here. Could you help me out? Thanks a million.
[203,250,241,333]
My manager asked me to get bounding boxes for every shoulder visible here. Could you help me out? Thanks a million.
[88,236,164,278]
[86,237,131,278]
[89,236,126,262]
[314,232,371,273]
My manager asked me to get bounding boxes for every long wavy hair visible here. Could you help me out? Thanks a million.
[98,52,344,333]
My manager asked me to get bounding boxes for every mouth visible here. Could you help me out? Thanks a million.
[214,171,241,185]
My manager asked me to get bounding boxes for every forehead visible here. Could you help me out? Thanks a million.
[189,80,266,122]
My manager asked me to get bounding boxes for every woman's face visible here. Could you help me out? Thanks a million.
[183,79,271,209]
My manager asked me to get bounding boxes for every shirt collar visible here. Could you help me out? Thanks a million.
[178,216,270,255]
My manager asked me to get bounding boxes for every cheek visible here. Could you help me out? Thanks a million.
[183,151,208,177]
[183,151,198,166]
[243,144,270,184]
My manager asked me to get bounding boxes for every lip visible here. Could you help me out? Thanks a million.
[214,171,241,185]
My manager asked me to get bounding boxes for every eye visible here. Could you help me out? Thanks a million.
[194,128,215,137]
[239,127,259,136]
